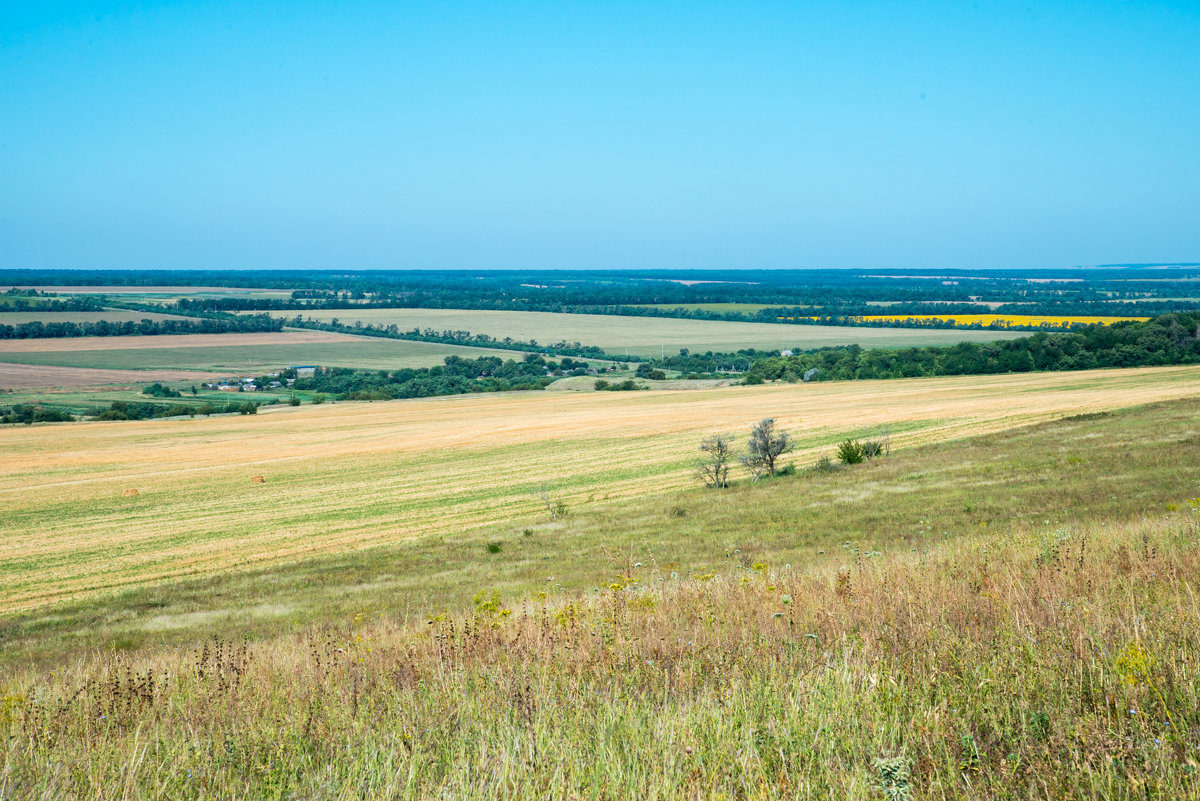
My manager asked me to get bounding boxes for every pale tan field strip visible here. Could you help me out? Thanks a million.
[0,364,227,389]
[0,330,356,353]
[278,308,1027,356]
[1,365,1197,612]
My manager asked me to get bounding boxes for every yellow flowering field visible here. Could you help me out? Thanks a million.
[849,313,1149,327]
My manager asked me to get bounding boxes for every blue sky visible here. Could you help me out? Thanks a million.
[2,1,1198,270]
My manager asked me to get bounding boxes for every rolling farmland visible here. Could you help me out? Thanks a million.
[0,330,533,372]
[280,308,1027,356]
[2,364,1197,614]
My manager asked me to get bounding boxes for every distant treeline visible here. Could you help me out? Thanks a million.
[745,313,1200,382]
[285,317,628,361]
[0,400,264,425]
[6,266,1196,324]
[164,293,1198,326]
[647,348,784,375]
[0,405,75,424]
[294,354,591,400]
[0,291,105,313]
[95,400,261,420]
[0,314,283,339]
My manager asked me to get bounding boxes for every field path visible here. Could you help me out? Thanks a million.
[1,365,1198,611]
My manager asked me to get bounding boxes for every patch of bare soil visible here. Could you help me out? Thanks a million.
[0,363,225,389]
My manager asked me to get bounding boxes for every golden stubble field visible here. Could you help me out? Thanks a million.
[1,365,1198,613]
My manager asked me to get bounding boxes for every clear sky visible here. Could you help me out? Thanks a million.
[2,1,1198,270]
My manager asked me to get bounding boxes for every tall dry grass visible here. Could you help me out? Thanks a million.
[4,510,1199,799]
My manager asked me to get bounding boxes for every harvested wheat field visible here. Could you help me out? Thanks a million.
[1,365,1198,612]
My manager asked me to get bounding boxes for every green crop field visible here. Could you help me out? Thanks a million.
[0,332,533,372]
[275,308,1026,357]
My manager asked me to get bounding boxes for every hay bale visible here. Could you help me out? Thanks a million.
[122,488,139,497]
[251,475,265,484]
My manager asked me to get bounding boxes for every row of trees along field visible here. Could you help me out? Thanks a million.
[0,313,282,339]
[10,265,1169,318]
[744,313,1200,382]
[165,293,1197,321]
[0,399,263,424]
[293,354,596,399]
[284,317,619,360]
[0,289,105,312]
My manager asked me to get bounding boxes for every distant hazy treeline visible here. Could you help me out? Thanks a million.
[0,314,283,339]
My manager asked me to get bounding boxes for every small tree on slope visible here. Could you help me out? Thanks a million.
[741,417,793,481]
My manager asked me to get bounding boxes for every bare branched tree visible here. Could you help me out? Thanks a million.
[536,487,565,520]
[695,434,734,488]
[740,417,793,481]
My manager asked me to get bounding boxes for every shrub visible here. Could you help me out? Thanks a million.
[311,394,327,405]
[810,455,838,474]
[837,439,866,464]
[289,397,301,406]
[0,405,75,424]
[142,382,181,398]
[863,440,884,459]
[486,541,503,554]
[597,379,641,392]
[593,379,610,390]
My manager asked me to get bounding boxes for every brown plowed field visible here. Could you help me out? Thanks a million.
[0,330,357,353]
[0,363,226,389]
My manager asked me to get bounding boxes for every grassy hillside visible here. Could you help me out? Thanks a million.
[2,396,1199,798]
[3,366,1197,619]
[277,308,1025,357]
